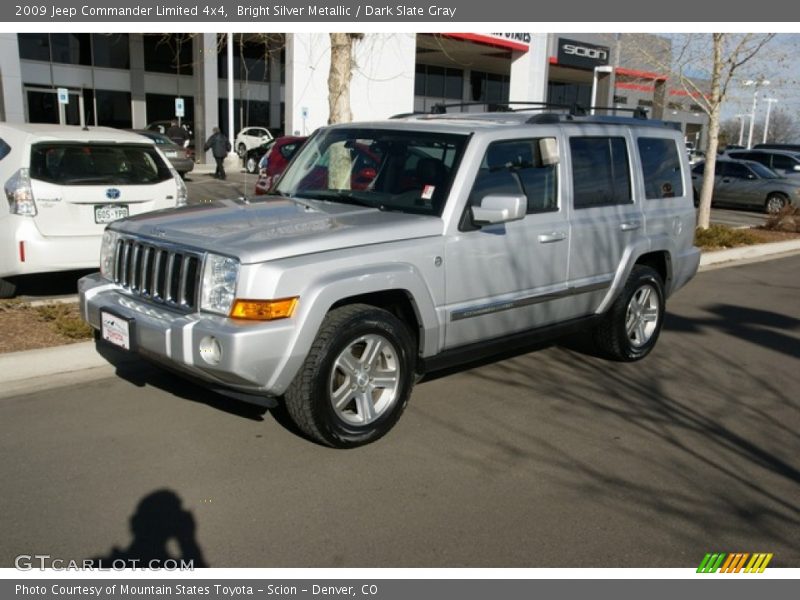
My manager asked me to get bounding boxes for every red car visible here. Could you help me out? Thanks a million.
[254,136,307,195]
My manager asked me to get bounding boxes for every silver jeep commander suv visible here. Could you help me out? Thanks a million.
[80,107,700,448]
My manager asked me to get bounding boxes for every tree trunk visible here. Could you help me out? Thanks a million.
[696,34,724,231]
[327,33,361,189]
[328,33,356,125]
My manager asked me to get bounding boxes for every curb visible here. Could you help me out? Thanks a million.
[2,238,800,396]
[698,238,800,270]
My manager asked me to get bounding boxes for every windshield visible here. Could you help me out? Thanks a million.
[749,162,780,179]
[275,127,469,216]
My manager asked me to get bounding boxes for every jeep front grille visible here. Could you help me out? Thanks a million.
[113,238,201,311]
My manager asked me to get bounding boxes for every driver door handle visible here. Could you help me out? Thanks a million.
[620,220,642,231]
[538,231,567,243]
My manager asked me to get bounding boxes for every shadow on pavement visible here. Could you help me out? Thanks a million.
[88,489,209,568]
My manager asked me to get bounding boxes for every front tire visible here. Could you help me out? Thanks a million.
[595,265,665,362]
[237,143,247,158]
[284,304,415,448]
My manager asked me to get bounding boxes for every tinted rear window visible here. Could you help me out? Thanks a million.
[29,143,172,185]
[637,137,684,199]
[570,137,632,208]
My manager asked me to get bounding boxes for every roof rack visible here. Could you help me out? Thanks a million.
[400,101,678,129]
[429,101,573,115]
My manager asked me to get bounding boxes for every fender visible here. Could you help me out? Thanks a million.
[262,262,440,394]
[595,235,675,314]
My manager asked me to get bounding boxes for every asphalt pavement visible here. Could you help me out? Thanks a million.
[1,255,798,568]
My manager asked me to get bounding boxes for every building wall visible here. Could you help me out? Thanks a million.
[285,33,416,135]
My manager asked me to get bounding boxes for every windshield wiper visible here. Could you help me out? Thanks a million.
[301,190,380,209]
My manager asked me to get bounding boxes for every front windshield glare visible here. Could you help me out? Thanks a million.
[275,128,468,216]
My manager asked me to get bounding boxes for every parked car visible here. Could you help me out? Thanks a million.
[147,120,195,161]
[243,139,276,174]
[726,149,800,179]
[147,120,192,146]
[235,126,273,158]
[133,130,194,177]
[754,143,800,153]
[692,159,800,213]
[252,136,307,193]
[0,124,187,298]
[80,110,699,447]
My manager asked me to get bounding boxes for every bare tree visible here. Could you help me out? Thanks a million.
[622,33,776,229]
[327,33,364,125]
[327,33,364,188]
[721,107,800,147]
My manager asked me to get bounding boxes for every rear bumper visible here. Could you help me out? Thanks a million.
[168,158,195,174]
[670,246,701,296]
[0,216,101,278]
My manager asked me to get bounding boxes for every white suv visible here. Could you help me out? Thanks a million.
[1,124,187,297]
[235,126,273,158]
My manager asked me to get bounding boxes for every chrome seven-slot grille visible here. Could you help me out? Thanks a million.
[113,238,201,310]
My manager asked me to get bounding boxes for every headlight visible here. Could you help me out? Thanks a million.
[200,254,239,315]
[99,229,119,280]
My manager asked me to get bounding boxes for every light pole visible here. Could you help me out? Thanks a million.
[744,79,770,149]
[762,98,778,144]
[735,113,748,146]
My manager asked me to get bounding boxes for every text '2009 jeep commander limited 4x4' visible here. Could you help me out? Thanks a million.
[80,108,700,448]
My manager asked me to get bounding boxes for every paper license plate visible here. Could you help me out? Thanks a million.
[164,151,178,158]
[95,204,129,224]
[101,311,132,350]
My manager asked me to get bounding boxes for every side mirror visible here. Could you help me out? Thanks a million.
[538,138,559,166]
[747,173,756,180]
[471,194,526,226]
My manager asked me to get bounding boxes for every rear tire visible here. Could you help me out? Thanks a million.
[765,193,787,215]
[0,278,16,299]
[237,143,247,158]
[245,156,258,174]
[284,304,415,448]
[594,265,665,362]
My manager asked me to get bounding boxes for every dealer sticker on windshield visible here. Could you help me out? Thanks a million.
[101,311,131,350]
[421,185,435,200]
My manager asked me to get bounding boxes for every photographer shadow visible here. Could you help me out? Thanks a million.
[90,489,208,569]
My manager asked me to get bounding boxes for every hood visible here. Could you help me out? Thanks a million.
[114,197,443,264]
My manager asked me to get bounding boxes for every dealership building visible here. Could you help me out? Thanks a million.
[0,32,708,162]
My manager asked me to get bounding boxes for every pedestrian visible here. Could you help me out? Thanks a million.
[166,120,188,147]
[203,127,231,180]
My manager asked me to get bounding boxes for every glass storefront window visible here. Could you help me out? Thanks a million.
[18,34,51,62]
[143,34,193,75]
[92,34,130,70]
[50,34,92,66]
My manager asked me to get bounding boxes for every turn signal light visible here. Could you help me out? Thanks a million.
[230,297,298,321]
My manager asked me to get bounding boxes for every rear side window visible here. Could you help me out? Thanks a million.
[772,154,797,170]
[0,138,10,161]
[570,137,631,208]
[29,143,172,185]
[469,138,558,214]
[637,137,684,199]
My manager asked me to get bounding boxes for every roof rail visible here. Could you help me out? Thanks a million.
[525,112,679,129]
[429,101,574,115]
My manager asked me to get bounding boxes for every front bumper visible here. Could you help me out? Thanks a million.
[79,273,298,398]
